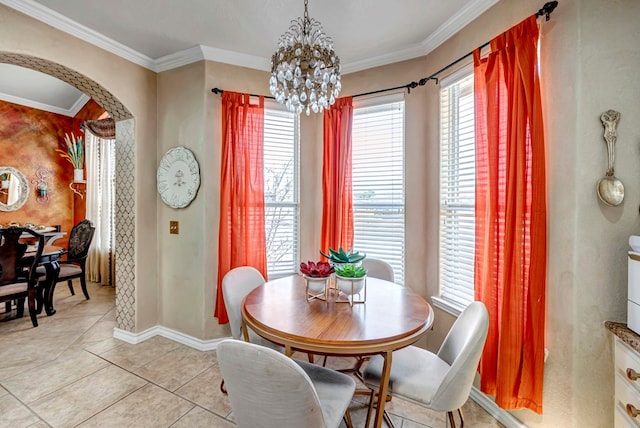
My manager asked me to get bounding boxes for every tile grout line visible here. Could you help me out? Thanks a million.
[89,351,235,424]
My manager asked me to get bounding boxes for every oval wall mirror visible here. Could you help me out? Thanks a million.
[0,166,30,212]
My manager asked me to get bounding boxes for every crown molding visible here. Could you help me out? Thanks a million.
[154,45,270,73]
[342,43,427,74]
[0,91,89,117]
[342,0,499,74]
[153,46,205,73]
[419,0,500,54]
[0,0,155,70]
[199,45,270,72]
[68,93,91,116]
[1,0,498,74]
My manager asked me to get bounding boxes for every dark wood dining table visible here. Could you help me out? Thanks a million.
[20,229,66,246]
[24,245,64,316]
[241,274,434,428]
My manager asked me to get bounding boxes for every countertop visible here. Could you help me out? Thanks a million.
[605,321,640,353]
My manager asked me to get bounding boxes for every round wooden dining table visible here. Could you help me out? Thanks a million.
[241,274,434,428]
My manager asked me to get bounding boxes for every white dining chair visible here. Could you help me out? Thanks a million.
[361,301,489,428]
[221,266,282,351]
[361,258,394,282]
[217,339,355,428]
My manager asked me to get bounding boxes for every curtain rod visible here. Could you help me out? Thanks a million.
[211,1,558,100]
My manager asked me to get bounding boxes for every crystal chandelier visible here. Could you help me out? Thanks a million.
[269,0,341,115]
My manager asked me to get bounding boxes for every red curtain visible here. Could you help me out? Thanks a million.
[473,15,547,413]
[320,97,354,257]
[215,92,267,324]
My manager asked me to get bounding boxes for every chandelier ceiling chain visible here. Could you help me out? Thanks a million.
[269,0,342,115]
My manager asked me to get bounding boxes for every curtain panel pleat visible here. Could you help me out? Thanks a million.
[320,97,354,256]
[473,15,547,414]
[83,118,116,139]
[215,92,267,324]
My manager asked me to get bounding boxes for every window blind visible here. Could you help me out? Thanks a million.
[439,69,475,309]
[264,107,299,277]
[352,99,405,284]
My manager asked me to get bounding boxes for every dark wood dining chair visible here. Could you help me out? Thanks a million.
[0,227,45,327]
[54,219,95,300]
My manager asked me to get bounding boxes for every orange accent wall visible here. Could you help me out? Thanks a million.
[0,99,105,248]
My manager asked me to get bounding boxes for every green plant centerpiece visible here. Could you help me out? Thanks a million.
[334,262,368,298]
[320,246,366,266]
[300,260,334,299]
[333,263,367,278]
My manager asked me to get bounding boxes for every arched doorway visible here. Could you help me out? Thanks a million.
[0,52,137,332]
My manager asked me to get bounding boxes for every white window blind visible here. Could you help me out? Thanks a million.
[264,107,299,278]
[352,98,405,284]
[439,68,475,310]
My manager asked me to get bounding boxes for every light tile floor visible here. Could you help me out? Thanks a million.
[0,281,504,428]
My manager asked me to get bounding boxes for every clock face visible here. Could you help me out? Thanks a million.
[157,146,200,208]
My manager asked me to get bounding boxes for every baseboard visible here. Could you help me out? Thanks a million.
[470,387,527,428]
[113,326,227,351]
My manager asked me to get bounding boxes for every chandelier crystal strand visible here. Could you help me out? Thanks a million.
[270,0,341,115]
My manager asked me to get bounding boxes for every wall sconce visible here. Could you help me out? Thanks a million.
[31,167,50,204]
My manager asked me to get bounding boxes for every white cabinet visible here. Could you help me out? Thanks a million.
[614,337,640,427]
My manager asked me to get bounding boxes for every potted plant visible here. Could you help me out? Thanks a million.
[334,263,368,296]
[320,246,366,265]
[300,260,334,298]
[56,132,85,182]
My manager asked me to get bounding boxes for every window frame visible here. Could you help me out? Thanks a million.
[434,64,475,317]
[263,101,300,279]
[351,93,406,285]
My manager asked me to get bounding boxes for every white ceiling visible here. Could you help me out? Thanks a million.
[0,63,89,116]
[0,0,499,116]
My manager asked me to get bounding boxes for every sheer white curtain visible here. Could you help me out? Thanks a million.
[85,130,115,285]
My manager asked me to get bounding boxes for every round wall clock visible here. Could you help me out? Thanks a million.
[157,146,201,208]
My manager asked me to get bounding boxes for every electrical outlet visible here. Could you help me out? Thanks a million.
[169,221,179,234]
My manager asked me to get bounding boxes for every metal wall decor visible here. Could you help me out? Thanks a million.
[597,109,624,206]
[31,167,51,203]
